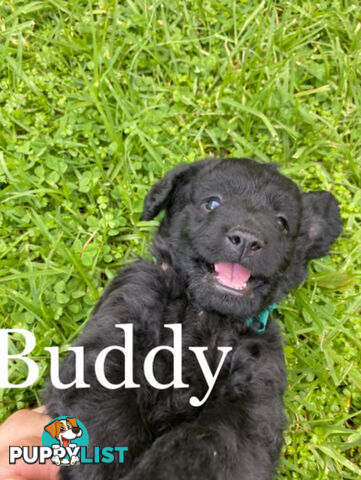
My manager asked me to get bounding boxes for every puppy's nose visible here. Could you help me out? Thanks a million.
[226,228,265,255]
[72,426,80,434]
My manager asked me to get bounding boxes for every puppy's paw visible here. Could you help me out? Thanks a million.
[229,343,263,394]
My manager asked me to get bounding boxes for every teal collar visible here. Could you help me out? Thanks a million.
[246,303,277,334]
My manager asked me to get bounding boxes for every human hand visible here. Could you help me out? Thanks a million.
[0,406,58,480]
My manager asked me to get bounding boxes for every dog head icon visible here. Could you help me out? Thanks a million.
[44,417,82,448]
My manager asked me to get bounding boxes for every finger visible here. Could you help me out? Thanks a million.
[0,410,51,447]
[0,462,58,480]
[33,406,47,414]
[0,437,58,480]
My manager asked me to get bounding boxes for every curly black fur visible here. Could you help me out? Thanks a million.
[45,158,342,480]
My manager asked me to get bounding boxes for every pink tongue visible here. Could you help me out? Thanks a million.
[62,438,70,448]
[214,262,251,288]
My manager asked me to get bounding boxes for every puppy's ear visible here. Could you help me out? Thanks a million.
[141,162,201,220]
[67,417,77,427]
[301,191,342,261]
[44,420,58,438]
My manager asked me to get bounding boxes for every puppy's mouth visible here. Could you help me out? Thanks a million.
[207,262,253,295]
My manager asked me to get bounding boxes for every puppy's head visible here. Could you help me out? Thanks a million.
[142,158,342,318]
[44,417,82,443]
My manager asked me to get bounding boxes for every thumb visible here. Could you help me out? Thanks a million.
[0,438,58,480]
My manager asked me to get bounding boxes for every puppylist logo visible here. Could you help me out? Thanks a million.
[42,417,88,466]
[9,416,128,466]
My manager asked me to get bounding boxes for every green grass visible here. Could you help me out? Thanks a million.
[0,0,360,477]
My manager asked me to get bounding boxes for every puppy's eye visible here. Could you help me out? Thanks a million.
[60,426,65,431]
[276,216,289,232]
[204,197,221,211]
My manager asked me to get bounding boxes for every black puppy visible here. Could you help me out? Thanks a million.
[46,158,342,480]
